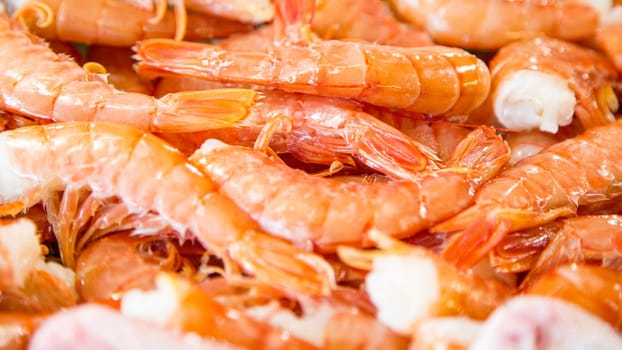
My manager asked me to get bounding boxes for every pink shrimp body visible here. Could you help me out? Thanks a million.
[471,296,622,349]
[189,126,510,251]
[12,0,252,46]
[389,0,601,50]
[0,122,335,296]
[135,38,491,117]
[0,12,252,134]
[434,118,622,268]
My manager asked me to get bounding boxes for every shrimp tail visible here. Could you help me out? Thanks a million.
[437,206,571,268]
[273,0,317,45]
[447,127,510,186]
[228,231,336,296]
[344,115,441,180]
[153,88,257,132]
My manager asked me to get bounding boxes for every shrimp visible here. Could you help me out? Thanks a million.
[136,40,491,116]
[11,0,252,46]
[0,12,256,135]
[470,296,622,350]
[85,46,154,95]
[28,303,246,350]
[488,224,557,274]
[135,0,491,117]
[482,37,618,133]
[171,89,443,182]
[526,264,622,329]
[189,126,510,251]
[388,0,602,50]
[0,122,335,296]
[121,273,321,350]
[520,215,622,287]
[433,118,622,268]
[337,231,513,336]
[0,218,77,313]
[311,0,433,47]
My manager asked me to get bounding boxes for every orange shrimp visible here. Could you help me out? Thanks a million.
[312,0,433,47]
[135,0,491,117]
[159,89,443,182]
[521,215,622,287]
[527,264,622,330]
[12,0,252,46]
[0,218,77,314]
[337,231,513,336]
[388,0,602,50]
[433,118,622,268]
[28,303,248,350]
[189,126,509,252]
[488,224,557,274]
[0,12,254,134]
[85,46,154,95]
[136,40,491,117]
[480,37,618,133]
[504,129,570,165]
[0,122,335,296]
[121,273,320,350]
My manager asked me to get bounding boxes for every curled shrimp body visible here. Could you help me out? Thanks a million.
[189,126,509,252]
[0,122,335,296]
[483,37,618,133]
[135,39,491,117]
[527,264,622,330]
[11,0,252,46]
[388,0,601,50]
[0,12,253,135]
[433,118,622,268]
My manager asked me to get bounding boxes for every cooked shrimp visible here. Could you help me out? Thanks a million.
[0,12,255,134]
[312,0,432,47]
[28,303,245,350]
[337,231,513,336]
[483,37,618,133]
[521,215,622,287]
[85,46,154,95]
[527,264,622,329]
[0,218,77,313]
[0,122,335,296]
[11,0,252,46]
[121,273,319,350]
[189,126,509,251]
[596,22,622,72]
[135,0,491,117]
[433,118,622,268]
[489,223,557,274]
[471,296,622,350]
[171,90,443,182]
[388,0,603,50]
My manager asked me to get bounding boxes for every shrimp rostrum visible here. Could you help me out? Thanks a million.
[0,122,335,296]
[433,118,622,268]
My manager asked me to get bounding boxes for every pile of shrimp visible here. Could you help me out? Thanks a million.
[2,0,622,348]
